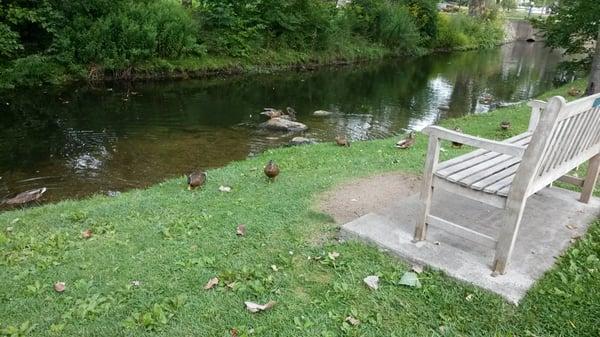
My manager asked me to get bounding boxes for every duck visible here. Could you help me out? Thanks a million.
[285,107,297,121]
[567,87,582,97]
[478,93,493,105]
[335,135,351,147]
[187,171,207,190]
[451,127,463,148]
[264,160,280,181]
[4,187,47,205]
[395,132,416,149]
[261,108,284,119]
[500,121,511,131]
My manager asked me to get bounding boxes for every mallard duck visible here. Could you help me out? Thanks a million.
[452,127,463,148]
[500,121,511,130]
[395,132,416,149]
[285,107,297,121]
[264,160,280,181]
[4,187,47,205]
[479,93,493,105]
[187,171,207,190]
[261,108,283,119]
[335,135,351,147]
[567,87,582,97]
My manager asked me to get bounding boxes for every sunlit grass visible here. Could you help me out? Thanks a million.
[1,80,599,336]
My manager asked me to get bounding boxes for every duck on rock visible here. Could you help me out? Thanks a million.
[3,187,47,205]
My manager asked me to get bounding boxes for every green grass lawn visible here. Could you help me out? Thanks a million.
[1,81,599,337]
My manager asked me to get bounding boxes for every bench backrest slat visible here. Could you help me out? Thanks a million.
[526,94,600,195]
[507,93,600,198]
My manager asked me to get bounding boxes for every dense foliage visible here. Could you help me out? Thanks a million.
[0,0,505,88]
[533,0,600,93]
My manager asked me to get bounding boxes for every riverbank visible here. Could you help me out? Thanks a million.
[2,80,599,336]
[0,5,506,90]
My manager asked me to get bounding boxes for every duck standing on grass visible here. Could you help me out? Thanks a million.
[264,160,280,182]
[452,127,463,148]
[395,132,415,149]
[335,135,351,147]
[187,171,207,190]
[500,121,511,131]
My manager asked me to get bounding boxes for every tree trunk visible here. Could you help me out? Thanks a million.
[586,26,600,95]
[469,0,485,17]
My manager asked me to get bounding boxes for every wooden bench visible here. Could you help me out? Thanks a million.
[415,94,600,275]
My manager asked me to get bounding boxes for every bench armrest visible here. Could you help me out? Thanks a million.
[527,100,546,131]
[424,126,526,158]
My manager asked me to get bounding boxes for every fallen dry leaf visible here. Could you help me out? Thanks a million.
[53,282,66,293]
[226,282,236,290]
[399,272,421,288]
[363,275,379,290]
[82,229,93,239]
[271,265,279,272]
[328,251,340,260]
[219,185,232,192]
[465,293,474,302]
[411,264,424,274]
[244,300,276,313]
[345,316,360,326]
[566,224,578,230]
[131,280,141,287]
[204,277,219,290]
[236,224,246,236]
[230,328,239,337]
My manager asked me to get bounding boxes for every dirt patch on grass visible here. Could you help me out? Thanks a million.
[317,172,421,224]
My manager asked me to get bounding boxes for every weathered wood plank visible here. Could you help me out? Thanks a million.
[426,215,497,249]
[557,175,585,187]
[436,133,531,178]
[425,126,526,158]
[415,134,441,241]
[581,154,600,203]
[433,177,507,208]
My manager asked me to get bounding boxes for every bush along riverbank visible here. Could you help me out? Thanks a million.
[0,0,506,89]
[1,81,600,336]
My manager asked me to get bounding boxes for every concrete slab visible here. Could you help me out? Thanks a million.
[341,187,600,304]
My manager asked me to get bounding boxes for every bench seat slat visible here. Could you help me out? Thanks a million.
[434,133,532,196]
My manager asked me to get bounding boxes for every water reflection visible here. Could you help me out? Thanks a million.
[0,42,563,205]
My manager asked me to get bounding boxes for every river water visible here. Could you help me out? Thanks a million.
[0,42,564,206]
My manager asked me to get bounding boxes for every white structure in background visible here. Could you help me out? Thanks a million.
[336,0,351,7]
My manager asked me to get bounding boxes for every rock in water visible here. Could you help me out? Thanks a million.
[5,188,47,205]
[260,117,308,132]
[289,137,316,146]
[313,110,333,116]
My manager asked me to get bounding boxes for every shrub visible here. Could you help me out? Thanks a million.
[432,13,504,50]
[0,23,22,59]
[377,4,421,54]
[0,55,65,89]
[60,1,200,68]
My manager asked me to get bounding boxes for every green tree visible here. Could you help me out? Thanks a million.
[535,0,600,94]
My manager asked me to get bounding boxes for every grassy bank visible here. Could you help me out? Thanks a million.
[2,81,600,336]
[1,0,505,89]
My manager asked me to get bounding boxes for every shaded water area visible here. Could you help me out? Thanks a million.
[0,42,564,206]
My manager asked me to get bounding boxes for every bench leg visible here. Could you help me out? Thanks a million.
[414,135,440,241]
[492,198,527,275]
[580,154,600,203]
[415,186,433,241]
